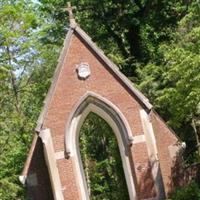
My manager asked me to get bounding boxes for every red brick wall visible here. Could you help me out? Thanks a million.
[26,138,54,200]
[150,111,179,196]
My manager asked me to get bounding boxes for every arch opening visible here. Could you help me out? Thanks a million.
[65,92,137,200]
[79,112,129,200]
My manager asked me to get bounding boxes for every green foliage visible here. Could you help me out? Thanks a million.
[168,182,200,200]
[138,1,200,162]
[39,0,190,76]
[79,112,129,200]
[0,0,60,199]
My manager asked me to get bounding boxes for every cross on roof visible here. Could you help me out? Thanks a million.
[65,2,76,26]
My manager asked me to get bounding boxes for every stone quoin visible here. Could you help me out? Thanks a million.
[20,3,184,200]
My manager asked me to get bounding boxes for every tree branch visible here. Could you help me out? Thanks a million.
[6,46,21,114]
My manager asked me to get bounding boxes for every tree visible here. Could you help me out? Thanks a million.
[138,1,200,163]
[39,0,190,77]
[0,1,59,199]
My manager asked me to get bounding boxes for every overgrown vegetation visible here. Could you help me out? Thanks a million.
[168,182,200,200]
[79,112,129,200]
[0,0,59,199]
[0,0,199,199]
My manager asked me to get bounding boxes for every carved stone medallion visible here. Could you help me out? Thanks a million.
[76,62,91,79]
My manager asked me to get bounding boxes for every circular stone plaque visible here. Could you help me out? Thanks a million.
[76,62,91,79]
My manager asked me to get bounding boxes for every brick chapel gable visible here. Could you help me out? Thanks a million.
[20,11,184,200]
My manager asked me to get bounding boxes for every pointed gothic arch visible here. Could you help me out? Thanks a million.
[65,91,137,200]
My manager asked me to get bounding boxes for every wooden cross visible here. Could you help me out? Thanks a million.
[65,2,76,25]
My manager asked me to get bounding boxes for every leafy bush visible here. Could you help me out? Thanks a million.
[168,182,200,200]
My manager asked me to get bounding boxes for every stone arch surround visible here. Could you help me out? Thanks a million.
[65,91,137,200]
